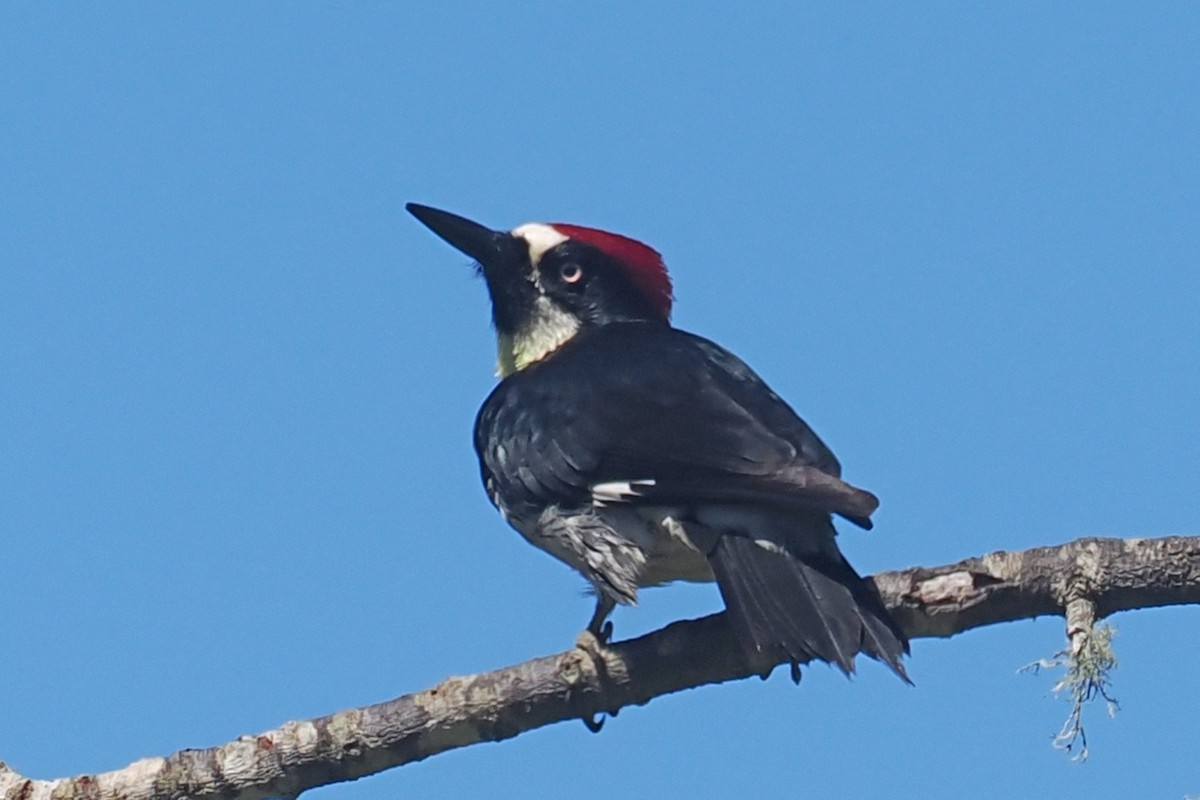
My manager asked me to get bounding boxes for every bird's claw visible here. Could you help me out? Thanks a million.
[790,661,803,685]
[574,630,619,733]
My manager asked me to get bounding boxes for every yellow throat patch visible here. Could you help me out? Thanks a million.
[494,297,581,377]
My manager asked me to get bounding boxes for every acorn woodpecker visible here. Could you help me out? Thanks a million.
[407,203,909,680]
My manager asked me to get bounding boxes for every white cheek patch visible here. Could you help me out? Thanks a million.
[512,223,568,273]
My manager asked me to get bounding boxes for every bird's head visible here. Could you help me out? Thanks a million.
[407,203,673,376]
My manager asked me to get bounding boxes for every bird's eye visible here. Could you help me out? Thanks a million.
[560,263,584,284]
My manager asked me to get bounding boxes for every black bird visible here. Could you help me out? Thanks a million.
[407,203,908,680]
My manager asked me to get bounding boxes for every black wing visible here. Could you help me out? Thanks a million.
[475,322,877,526]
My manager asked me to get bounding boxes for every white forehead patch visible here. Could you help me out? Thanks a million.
[512,223,568,268]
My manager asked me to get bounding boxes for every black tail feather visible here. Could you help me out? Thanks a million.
[708,534,910,682]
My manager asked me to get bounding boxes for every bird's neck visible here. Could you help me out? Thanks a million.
[495,296,582,377]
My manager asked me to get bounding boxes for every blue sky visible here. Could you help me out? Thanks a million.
[2,3,1198,798]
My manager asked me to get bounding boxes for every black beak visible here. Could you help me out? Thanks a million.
[406,203,516,267]
[407,202,536,335]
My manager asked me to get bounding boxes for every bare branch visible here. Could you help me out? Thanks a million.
[3,535,1197,800]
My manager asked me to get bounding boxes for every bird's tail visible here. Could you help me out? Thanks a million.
[707,533,910,682]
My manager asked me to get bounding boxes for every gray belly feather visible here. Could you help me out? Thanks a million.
[512,505,715,606]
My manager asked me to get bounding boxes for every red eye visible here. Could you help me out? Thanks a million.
[560,263,584,284]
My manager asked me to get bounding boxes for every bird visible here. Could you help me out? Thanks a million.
[406,202,909,680]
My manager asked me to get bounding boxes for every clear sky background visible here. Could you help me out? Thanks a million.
[2,3,1198,798]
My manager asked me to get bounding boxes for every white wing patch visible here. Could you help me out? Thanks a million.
[591,479,657,507]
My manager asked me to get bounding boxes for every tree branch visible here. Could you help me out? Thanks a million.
[4,535,1198,800]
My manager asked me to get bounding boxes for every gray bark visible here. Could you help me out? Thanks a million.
[2,535,1197,800]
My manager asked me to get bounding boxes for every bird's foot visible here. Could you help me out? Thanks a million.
[585,595,617,644]
[573,627,621,734]
[575,628,607,658]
